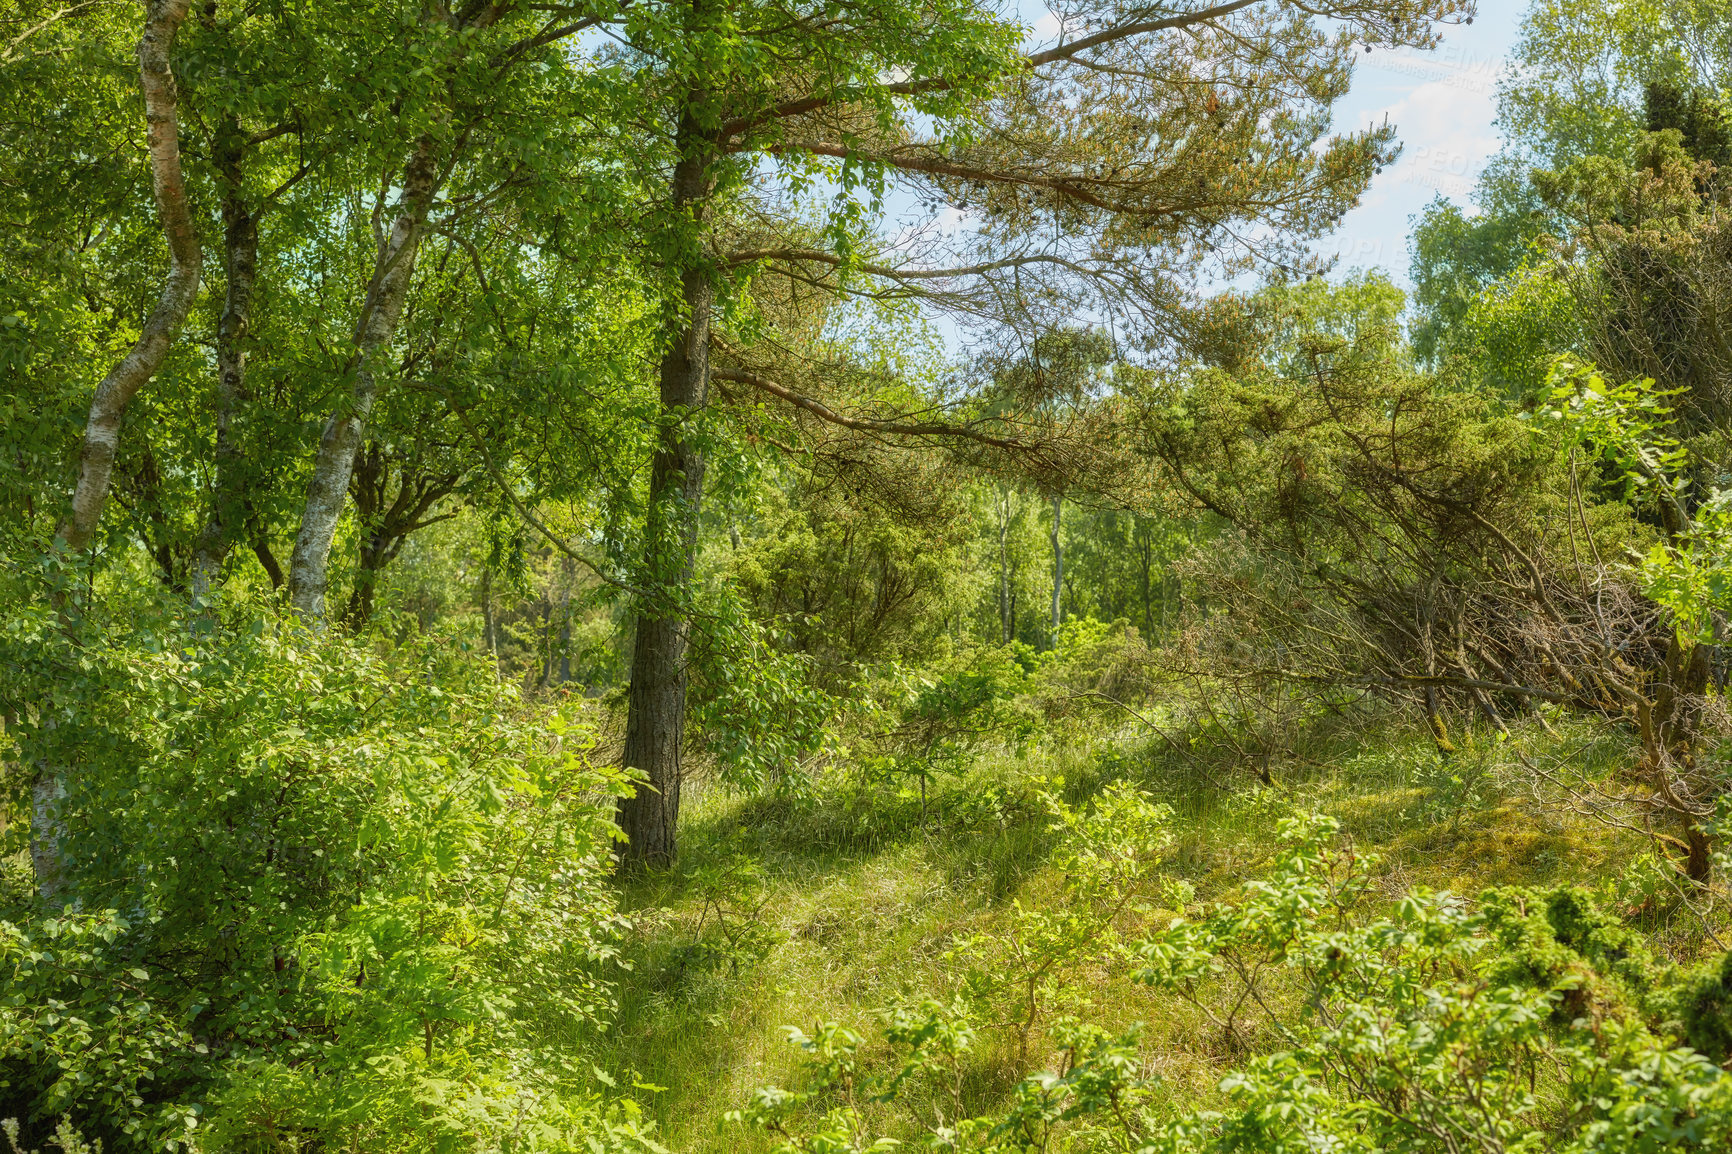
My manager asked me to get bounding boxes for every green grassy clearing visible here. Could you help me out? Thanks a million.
[577,713,1685,1153]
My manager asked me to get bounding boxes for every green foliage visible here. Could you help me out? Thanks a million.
[0,592,647,1152]
[724,470,977,673]
[948,784,1175,1046]
[674,856,781,977]
[1543,360,1732,646]
[1409,195,1552,368]
[1455,260,1582,398]
[1635,493,1732,645]
[1411,735,1504,828]
[1139,274,1620,737]
[2,1115,101,1154]
[1671,950,1732,1063]
[689,593,840,794]
[738,810,1732,1154]
[853,646,1045,801]
[0,912,198,1144]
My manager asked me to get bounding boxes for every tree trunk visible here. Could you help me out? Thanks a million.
[59,0,201,553]
[617,129,716,869]
[996,487,1012,644]
[1686,821,1713,885]
[1655,636,1715,884]
[287,139,439,624]
[1134,517,1152,639]
[1049,492,1063,641]
[38,0,199,907]
[480,565,499,675]
[191,116,260,600]
[340,444,461,629]
[557,587,573,684]
[344,525,389,630]
[344,443,393,631]
[31,773,66,907]
[252,530,285,588]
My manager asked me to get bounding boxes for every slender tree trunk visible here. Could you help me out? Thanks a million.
[557,584,573,684]
[38,0,199,907]
[191,117,260,600]
[480,565,499,675]
[252,529,286,589]
[30,773,66,906]
[343,443,390,630]
[59,0,201,553]
[996,487,1012,644]
[1049,492,1063,641]
[1134,517,1152,639]
[617,125,716,869]
[345,527,389,629]
[287,140,439,624]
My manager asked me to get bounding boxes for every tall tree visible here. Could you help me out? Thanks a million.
[602,0,1474,865]
[1409,0,1732,364]
[281,0,627,623]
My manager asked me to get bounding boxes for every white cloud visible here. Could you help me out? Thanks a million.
[1023,7,1062,49]
[1312,8,1519,285]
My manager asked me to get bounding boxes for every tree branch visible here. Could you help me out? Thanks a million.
[725,246,1098,281]
[712,366,1033,450]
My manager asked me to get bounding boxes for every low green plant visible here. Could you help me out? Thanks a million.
[688,598,839,794]
[737,812,1732,1153]
[675,855,781,976]
[1411,735,1503,830]
[947,783,1176,1055]
[0,597,653,1152]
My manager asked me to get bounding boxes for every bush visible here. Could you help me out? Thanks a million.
[736,810,1732,1153]
[0,597,653,1152]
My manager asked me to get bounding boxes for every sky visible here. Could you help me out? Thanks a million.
[1312,5,1525,285]
[886,3,1533,355]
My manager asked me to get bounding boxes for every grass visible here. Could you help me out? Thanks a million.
[578,708,1702,1153]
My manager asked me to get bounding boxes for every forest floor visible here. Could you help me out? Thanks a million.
[574,715,1685,1153]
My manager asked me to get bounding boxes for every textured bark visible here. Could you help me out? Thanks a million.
[617,127,716,868]
[39,0,199,907]
[191,117,260,600]
[31,774,66,907]
[59,0,201,552]
[288,140,440,624]
[341,442,460,629]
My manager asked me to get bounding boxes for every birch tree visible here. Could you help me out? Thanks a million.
[58,0,200,554]
[279,0,627,623]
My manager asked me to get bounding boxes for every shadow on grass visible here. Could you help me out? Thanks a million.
[623,757,1111,911]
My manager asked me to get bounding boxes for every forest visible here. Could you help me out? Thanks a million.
[7,0,1732,1148]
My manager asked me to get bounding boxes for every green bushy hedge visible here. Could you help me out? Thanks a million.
[0,595,655,1153]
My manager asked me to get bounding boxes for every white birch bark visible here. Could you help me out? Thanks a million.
[286,142,439,624]
[59,0,201,552]
[39,0,200,906]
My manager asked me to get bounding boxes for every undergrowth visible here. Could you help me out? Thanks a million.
[592,709,1695,1153]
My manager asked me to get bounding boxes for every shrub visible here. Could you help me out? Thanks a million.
[736,811,1732,1153]
[0,597,652,1152]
